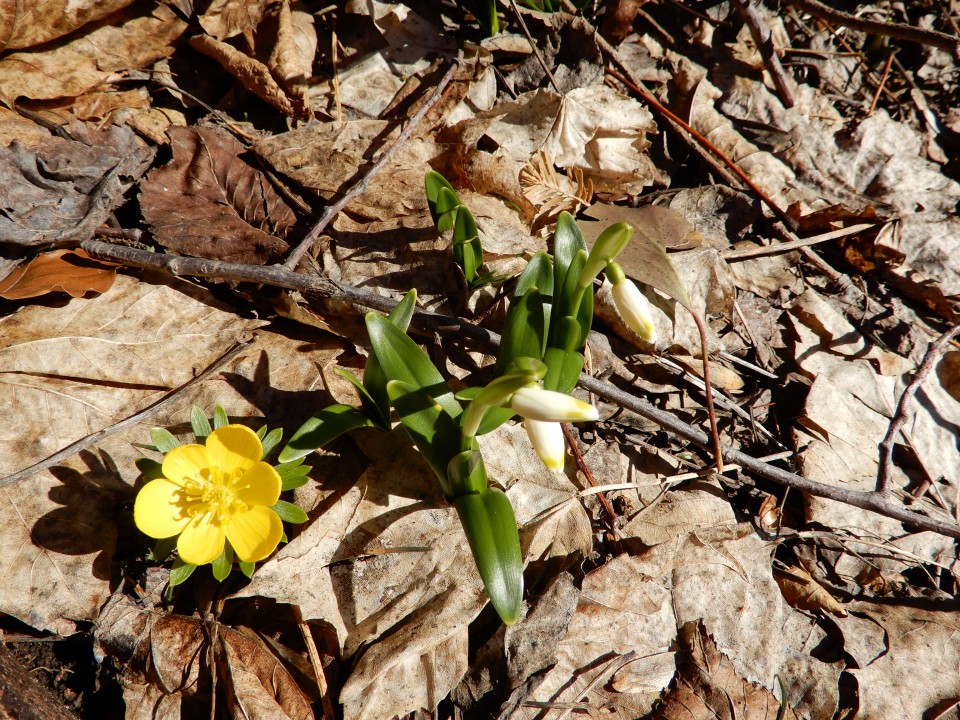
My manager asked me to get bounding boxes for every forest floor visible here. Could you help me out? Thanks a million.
[1,0,960,718]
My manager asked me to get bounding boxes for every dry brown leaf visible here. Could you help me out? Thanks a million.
[200,0,273,40]
[0,3,185,102]
[519,148,593,226]
[0,122,154,247]
[0,249,117,299]
[652,621,797,720]
[96,596,314,720]
[0,0,135,51]
[188,34,298,118]
[140,125,295,264]
[267,1,317,120]
[774,565,847,617]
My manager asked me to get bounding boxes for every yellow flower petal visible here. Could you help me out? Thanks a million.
[226,506,283,563]
[233,462,282,507]
[206,425,262,475]
[161,444,210,487]
[177,514,226,565]
[134,478,191,538]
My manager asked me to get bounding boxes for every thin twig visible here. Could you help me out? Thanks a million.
[721,223,876,261]
[292,606,334,720]
[79,239,960,539]
[732,0,798,108]
[0,339,251,489]
[561,423,620,534]
[691,312,724,473]
[784,0,960,60]
[282,60,459,270]
[867,50,896,116]
[506,0,562,94]
[876,325,960,496]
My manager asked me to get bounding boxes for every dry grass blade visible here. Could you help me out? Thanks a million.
[520,148,593,226]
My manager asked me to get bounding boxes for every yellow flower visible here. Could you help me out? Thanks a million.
[134,425,283,566]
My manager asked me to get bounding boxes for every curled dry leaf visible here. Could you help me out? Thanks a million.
[0,123,154,247]
[140,125,295,264]
[267,1,318,120]
[774,565,847,617]
[0,3,186,102]
[188,34,299,119]
[0,249,117,300]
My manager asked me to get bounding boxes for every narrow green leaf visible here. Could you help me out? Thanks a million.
[453,489,523,624]
[542,347,584,395]
[260,427,283,459]
[552,212,587,309]
[425,171,458,222]
[135,457,165,480]
[271,500,308,524]
[256,425,267,440]
[435,188,461,233]
[446,448,489,497]
[386,380,462,497]
[513,251,554,299]
[452,205,481,282]
[366,314,462,419]
[496,288,546,373]
[150,428,180,454]
[363,288,418,427]
[279,405,374,463]
[212,406,229,429]
[189,406,211,442]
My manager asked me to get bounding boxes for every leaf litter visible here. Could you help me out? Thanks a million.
[1,0,960,719]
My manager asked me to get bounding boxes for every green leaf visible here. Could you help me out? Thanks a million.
[542,347,584,395]
[213,406,229,429]
[473,406,516,436]
[279,405,375,463]
[551,212,587,310]
[496,288,546,373]
[453,488,523,624]
[386,380,462,498]
[554,250,589,349]
[135,457,165,480]
[452,205,482,282]
[363,289,418,427]
[238,561,255,578]
[425,171,459,226]
[212,545,233,581]
[446,448,489,497]
[513,251,554,299]
[366,313,462,419]
[150,428,180,454]
[260,427,283,459]
[256,425,267,440]
[271,500,308,524]
[190,406,212,442]
[281,475,310,491]
[168,558,197,589]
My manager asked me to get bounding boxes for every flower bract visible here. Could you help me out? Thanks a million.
[134,425,283,565]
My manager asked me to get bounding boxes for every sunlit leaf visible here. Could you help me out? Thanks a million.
[279,405,375,463]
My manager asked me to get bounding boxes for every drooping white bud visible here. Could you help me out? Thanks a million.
[524,419,565,471]
[612,278,658,344]
[510,386,599,423]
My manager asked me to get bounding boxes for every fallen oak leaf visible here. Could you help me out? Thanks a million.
[0,249,118,300]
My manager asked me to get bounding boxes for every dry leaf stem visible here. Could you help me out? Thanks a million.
[877,324,960,497]
[560,423,620,533]
[80,239,960,540]
[282,59,459,270]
